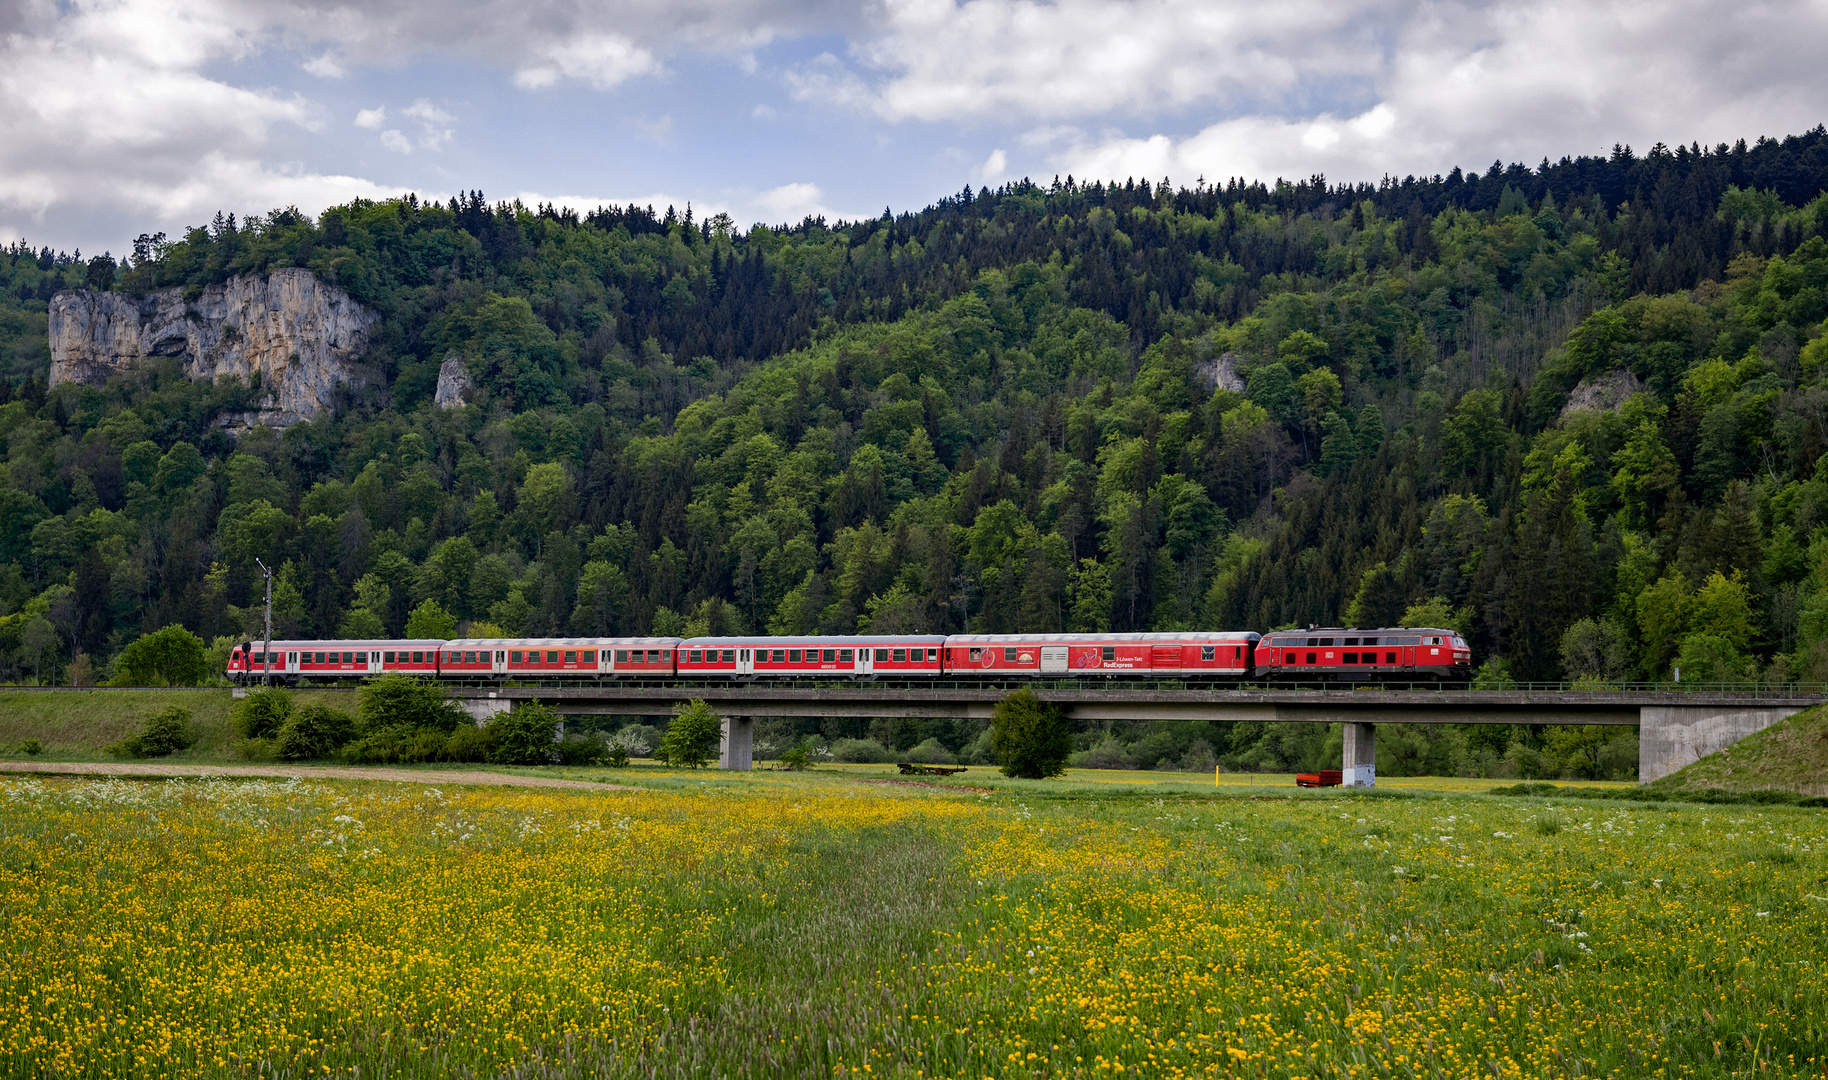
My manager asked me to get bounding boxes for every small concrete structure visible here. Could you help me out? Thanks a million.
[719,716,753,771]
[1342,722,1376,787]
[1638,705,1802,782]
[459,697,511,724]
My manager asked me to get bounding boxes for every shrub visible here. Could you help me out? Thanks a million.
[905,737,955,765]
[555,734,606,766]
[1071,736,1135,770]
[606,724,661,758]
[112,706,196,757]
[17,739,42,756]
[991,688,1072,779]
[490,701,564,765]
[111,625,209,686]
[358,673,465,735]
[605,744,631,767]
[659,700,723,768]
[232,687,294,739]
[340,727,450,764]
[442,723,498,763]
[275,703,355,760]
[777,735,824,770]
[828,737,893,763]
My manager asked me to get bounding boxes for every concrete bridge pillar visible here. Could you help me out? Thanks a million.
[460,697,511,725]
[1343,722,1376,787]
[1638,705,1800,782]
[720,716,753,771]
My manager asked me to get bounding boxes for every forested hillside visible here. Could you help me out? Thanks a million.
[4,128,1828,773]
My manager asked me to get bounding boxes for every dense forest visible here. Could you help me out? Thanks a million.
[4,127,1828,776]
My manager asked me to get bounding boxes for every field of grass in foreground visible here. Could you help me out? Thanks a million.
[1,775,1824,1078]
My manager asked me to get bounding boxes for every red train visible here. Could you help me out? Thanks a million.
[226,627,1471,685]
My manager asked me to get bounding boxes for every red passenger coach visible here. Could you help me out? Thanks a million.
[442,637,683,681]
[681,636,946,679]
[1253,627,1472,680]
[227,639,445,685]
[944,633,1261,677]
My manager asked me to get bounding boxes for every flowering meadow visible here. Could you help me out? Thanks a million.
[1,775,1823,1078]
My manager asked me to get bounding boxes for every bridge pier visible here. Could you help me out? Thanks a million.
[460,697,511,725]
[720,716,753,771]
[1343,722,1376,787]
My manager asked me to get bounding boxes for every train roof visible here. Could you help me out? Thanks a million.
[441,637,683,648]
[1261,627,1461,638]
[946,632,1260,642]
[684,635,947,645]
[239,639,446,650]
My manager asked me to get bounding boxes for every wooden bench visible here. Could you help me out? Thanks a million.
[1296,770,1343,787]
[897,763,968,777]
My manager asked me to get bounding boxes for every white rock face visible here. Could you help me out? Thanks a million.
[1561,369,1643,418]
[1196,350,1249,393]
[48,268,378,425]
[433,354,473,409]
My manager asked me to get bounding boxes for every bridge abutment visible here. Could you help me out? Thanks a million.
[460,697,511,724]
[1637,705,1800,782]
[1343,722,1376,787]
[720,716,753,771]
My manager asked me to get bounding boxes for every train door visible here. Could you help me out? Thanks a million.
[736,648,755,677]
[855,647,874,677]
[1040,645,1069,674]
[1150,645,1181,674]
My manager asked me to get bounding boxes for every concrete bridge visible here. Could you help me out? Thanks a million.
[445,683,1826,784]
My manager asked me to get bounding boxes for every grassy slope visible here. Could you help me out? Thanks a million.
[0,688,357,760]
[1652,704,1828,795]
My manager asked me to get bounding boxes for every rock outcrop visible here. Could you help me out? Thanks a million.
[49,268,378,426]
[433,355,474,409]
[1561,369,1643,418]
[1195,351,1249,393]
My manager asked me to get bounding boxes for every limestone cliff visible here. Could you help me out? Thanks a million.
[49,268,378,425]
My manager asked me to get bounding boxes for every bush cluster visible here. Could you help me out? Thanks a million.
[111,706,197,757]
[1490,782,1828,808]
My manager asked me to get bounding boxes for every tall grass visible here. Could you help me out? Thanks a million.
[1,775,1822,1077]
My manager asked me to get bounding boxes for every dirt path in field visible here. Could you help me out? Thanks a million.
[0,761,635,792]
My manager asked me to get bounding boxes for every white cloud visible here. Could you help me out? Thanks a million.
[353,106,386,129]
[972,148,1008,185]
[512,33,662,90]
[379,130,413,154]
[796,0,1394,122]
[402,99,455,150]
[753,182,836,224]
[302,51,344,78]
[0,0,396,242]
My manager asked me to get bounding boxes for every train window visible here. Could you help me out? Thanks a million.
[688,650,702,663]
[1285,651,1296,664]
[314,652,325,665]
[506,651,519,664]
[1101,646,1115,661]
[384,651,395,663]
[580,651,594,663]
[459,651,470,664]
[287,652,297,664]
[339,652,350,664]
[563,650,576,664]
[892,649,906,662]
[407,652,419,664]
[969,648,982,662]
[771,649,785,663]
[1318,639,1334,648]
[1343,653,1357,664]
[739,650,749,661]
[1003,648,1017,661]
[789,649,802,663]
[1344,637,1359,646]
[662,651,671,661]
[822,649,835,662]
[542,650,555,663]
[723,650,735,663]
[1306,638,1317,647]
[1201,646,1215,661]
[613,650,625,663]
[1362,637,1378,647]
[928,649,938,661]
[836,648,850,662]
[1385,652,1397,664]
[1306,652,1316,664]
[875,649,890,662]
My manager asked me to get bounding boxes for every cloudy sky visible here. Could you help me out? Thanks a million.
[4,0,1827,255]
